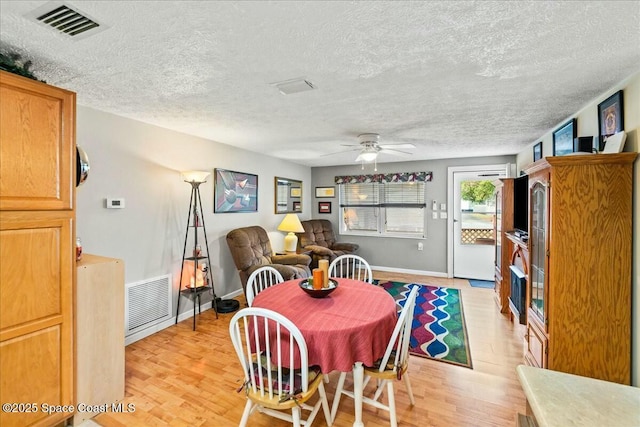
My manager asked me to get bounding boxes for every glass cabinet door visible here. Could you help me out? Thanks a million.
[529,181,547,325]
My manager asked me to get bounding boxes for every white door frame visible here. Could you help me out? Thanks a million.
[446,164,511,278]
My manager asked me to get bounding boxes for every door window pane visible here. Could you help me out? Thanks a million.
[460,180,496,245]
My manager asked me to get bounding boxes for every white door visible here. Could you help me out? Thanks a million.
[450,166,507,280]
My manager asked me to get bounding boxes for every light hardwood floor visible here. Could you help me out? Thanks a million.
[94,272,527,426]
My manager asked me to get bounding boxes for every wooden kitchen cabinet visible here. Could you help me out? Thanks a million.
[0,71,76,426]
[0,71,75,211]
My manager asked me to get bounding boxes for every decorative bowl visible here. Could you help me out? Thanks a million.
[298,278,338,298]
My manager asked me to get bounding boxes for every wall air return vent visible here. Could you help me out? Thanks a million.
[25,2,108,40]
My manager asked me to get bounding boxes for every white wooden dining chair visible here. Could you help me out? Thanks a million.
[328,254,373,284]
[245,266,285,306]
[330,285,419,427]
[229,307,332,427]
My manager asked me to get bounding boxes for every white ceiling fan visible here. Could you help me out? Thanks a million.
[330,133,416,163]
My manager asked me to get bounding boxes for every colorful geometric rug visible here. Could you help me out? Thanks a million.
[376,280,473,369]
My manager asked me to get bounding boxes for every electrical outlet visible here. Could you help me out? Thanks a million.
[417,242,423,251]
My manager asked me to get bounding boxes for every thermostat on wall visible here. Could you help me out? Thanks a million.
[106,198,125,209]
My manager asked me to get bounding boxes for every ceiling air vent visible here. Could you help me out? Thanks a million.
[25,2,107,40]
[270,77,316,95]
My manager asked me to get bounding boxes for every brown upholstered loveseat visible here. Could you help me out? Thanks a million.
[226,226,311,294]
[296,219,359,269]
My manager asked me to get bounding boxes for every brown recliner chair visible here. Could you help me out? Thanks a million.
[226,226,311,294]
[297,219,359,269]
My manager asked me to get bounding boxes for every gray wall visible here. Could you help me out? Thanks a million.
[76,106,311,316]
[310,155,515,275]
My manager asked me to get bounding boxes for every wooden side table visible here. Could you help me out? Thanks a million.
[276,249,312,256]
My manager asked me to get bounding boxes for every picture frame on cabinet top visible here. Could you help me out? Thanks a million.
[533,142,543,161]
[597,90,624,150]
[552,119,576,156]
[601,131,627,154]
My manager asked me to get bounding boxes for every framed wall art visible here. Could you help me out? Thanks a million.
[552,118,576,156]
[315,186,335,198]
[597,90,624,151]
[318,201,331,214]
[533,141,543,161]
[292,201,301,212]
[214,168,258,213]
[290,187,301,198]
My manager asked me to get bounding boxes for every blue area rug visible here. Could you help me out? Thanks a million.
[468,279,494,289]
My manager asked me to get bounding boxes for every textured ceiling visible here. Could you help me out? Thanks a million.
[1,1,639,167]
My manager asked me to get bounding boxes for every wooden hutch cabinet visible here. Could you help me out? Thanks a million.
[0,71,76,426]
[493,178,514,314]
[523,153,636,385]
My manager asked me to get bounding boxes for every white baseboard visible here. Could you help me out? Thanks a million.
[371,265,448,278]
[124,289,243,346]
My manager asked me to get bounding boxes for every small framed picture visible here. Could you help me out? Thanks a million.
[533,141,543,161]
[318,201,331,214]
[292,201,301,212]
[290,187,301,198]
[552,118,576,156]
[315,186,335,198]
[597,90,624,151]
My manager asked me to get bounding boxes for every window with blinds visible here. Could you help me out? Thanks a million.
[339,182,426,237]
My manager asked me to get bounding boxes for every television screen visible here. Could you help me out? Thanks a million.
[513,175,528,233]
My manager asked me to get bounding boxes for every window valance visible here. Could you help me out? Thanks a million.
[334,171,432,184]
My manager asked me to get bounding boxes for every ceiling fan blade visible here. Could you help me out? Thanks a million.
[321,147,361,157]
[379,148,413,156]
[378,143,416,149]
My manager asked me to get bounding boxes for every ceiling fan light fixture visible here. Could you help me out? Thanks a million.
[359,151,378,162]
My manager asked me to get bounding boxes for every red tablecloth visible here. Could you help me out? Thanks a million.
[252,278,397,373]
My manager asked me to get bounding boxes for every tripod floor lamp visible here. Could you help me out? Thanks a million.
[175,170,218,330]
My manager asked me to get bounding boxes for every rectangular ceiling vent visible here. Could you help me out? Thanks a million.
[271,77,316,95]
[25,1,107,40]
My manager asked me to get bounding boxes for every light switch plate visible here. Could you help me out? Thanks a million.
[432,200,438,210]
[432,211,438,219]
[440,212,448,219]
[440,203,447,211]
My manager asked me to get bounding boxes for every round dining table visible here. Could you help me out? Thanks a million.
[252,277,398,427]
